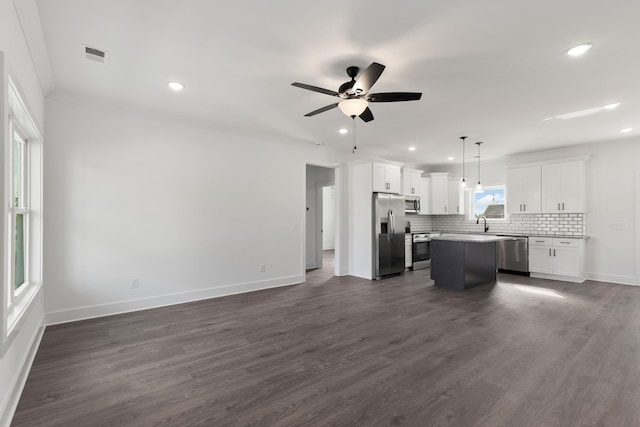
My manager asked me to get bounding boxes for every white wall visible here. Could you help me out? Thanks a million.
[43,95,346,323]
[0,0,46,424]
[424,137,640,286]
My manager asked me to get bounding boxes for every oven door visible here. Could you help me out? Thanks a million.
[412,239,431,269]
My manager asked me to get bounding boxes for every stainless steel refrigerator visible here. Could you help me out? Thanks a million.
[373,193,406,280]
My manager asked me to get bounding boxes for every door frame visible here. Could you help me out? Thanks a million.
[303,164,343,280]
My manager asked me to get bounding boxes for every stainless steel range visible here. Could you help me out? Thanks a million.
[412,233,431,270]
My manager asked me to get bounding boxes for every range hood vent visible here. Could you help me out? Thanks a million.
[83,44,109,63]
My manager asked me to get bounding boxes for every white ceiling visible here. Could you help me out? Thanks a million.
[34,0,640,165]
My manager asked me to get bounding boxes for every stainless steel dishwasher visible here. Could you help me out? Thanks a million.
[496,235,529,274]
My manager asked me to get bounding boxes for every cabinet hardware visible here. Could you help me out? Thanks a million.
[536,240,545,243]
[559,241,570,244]
[519,204,522,211]
[523,204,526,211]
[553,249,556,256]
[557,203,560,211]
[444,206,447,213]
[562,202,565,210]
[549,248,552,256]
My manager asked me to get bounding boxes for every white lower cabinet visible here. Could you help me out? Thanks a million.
[529,237,584,282]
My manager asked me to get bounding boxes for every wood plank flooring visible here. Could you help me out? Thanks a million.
[11,267,640,426]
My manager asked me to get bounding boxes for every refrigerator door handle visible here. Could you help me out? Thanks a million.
[389,210,394,240]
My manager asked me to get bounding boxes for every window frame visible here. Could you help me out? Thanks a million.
[2,76,43,351]
[467,184,509,222]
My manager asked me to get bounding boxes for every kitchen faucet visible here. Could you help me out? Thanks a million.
[476,215,489,232]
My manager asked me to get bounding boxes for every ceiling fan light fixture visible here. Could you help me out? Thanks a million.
[338,98,369,117]
[339,98,369,117]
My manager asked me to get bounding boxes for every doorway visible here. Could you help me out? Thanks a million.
[305,165,338,282]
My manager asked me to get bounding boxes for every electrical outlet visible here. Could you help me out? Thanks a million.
[260,264,266,273]
[130,278,139,289]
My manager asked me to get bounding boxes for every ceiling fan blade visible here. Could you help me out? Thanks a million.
[304,103,339,117]
[367,92,422,102]
[359,107,374,122]
[292,82,340,97]
[353,62,385,94]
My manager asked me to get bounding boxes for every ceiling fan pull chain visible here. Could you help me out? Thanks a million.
[352,116,357,153]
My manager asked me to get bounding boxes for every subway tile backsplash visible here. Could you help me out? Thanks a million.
[407,213,585,237]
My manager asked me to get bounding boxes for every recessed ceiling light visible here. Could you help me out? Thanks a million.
[408,146,416,151]
[338,128,348,134]
[168,82,184,91]
[565,43,592,57]
[620,128,633,133]
[603,103,621,110]
[447,156,454,161]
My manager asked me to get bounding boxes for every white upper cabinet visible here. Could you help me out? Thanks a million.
[419,177,430,214]
[507,165,541,214]
[373,162,401,194]
[402,168,423,196]
[541,162,585,213]
[448,178,465,215]
[430,173,449,214]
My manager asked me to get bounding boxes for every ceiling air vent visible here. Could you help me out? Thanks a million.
[82,44,109,64]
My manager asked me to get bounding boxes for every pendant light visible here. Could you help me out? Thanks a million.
[459,136,467,189]
[475,141,484,193]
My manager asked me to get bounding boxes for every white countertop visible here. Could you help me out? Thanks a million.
[430,233,512,242]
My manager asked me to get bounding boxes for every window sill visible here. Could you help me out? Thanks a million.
[2,282,42,355]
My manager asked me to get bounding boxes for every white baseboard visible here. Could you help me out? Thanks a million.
[0,318,45,427]
[46,275,303,325]
[530,273,585,283]
[586,272,639,287]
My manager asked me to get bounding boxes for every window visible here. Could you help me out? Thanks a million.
[11,127,29,291]
[469,185,506,220]
[3,76,43,347]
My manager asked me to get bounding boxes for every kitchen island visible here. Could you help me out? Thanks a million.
[430,234,510,291]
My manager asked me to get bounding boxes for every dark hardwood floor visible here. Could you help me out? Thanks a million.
[12,268,640,426]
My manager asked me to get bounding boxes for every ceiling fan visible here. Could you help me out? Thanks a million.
[291,62,422,122]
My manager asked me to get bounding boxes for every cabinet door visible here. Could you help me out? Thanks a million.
[419,178,430,214]
[553,247,580,277]
[529,245,553,274]
[448,180,463,215]
[522,166,541,213]
[403,172,420,196]
[430,176,449,214]
[387,167,401,194]
[560,163,580,212]
[402,173,412,196]
[372,163,388,192]
[506,168,525,214]
[542,164,562,213]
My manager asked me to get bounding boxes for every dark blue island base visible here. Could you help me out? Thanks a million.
[430,239,497,291]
